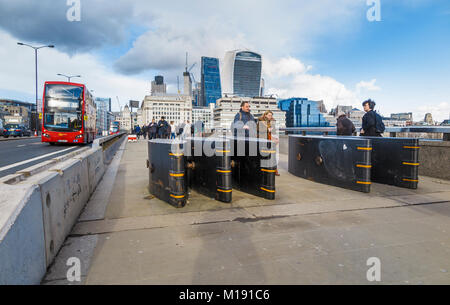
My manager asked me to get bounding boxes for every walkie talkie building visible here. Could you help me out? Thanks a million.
[222,50,262,98]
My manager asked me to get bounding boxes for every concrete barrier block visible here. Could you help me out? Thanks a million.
[0,184,46,285]
[74,147,104,196]
[31,159,90,266]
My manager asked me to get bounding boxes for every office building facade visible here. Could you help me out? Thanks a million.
[201,57,222,107]
[95,97,112,136]
[141,94,192,126]
[279,98,330,128]
[213,96,285,131]
[151,75,167,96]
[192,103,215,131]
[222,50,262,97]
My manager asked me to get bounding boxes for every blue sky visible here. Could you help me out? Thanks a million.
[307,0,450,118]
[0,0,449,121]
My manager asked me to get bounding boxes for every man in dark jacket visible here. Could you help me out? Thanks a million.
[231,101,256,137]
[361,99,383,137]
[148,119,157,139]
[336,112,355,136]
[157,116,170,139]
[142,124,148,140]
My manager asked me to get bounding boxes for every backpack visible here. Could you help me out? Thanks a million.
[375,112,385,133]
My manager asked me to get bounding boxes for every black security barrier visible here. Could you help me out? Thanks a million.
[148,137,278,207]
[229,137,277,200]
[185,137,232,203]
[147,139,187,208]
[363,137,420,189]
[288,135,372,193]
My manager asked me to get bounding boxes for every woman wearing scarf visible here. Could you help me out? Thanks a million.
[257,110,280,176]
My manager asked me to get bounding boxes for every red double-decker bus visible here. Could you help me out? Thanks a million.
[42,81,97,145]
[109,121,120,135]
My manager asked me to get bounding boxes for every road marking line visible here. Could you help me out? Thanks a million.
[17,145,26,147]
[0,147,78,173]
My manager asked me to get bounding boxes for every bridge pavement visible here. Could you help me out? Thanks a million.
[43,139,450,285]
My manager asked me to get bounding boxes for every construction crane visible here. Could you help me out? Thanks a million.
[185,52,197,83]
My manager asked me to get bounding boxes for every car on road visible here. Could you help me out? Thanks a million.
[3,124,31,138]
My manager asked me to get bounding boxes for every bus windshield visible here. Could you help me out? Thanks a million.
[44,84,83,132]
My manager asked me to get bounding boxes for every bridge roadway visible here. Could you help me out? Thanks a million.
[0,137,93,178]
[43,139,450,285]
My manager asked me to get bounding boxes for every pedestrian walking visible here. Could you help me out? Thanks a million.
[143,124,148,140]
[135,125,141,140]
[170,121,176,139]
[257,110,280,176]
[231,101,256,137]
[148,119,157,139]
[157,116,170,139]
[360,99,385,137]
[336,112,356,136]
[181,120,191,139]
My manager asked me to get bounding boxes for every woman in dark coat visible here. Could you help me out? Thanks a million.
[257,110,280,176]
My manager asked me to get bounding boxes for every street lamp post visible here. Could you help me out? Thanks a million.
[17,42,54,135]
[57,73,81,82]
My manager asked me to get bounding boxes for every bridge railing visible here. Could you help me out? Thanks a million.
[280,126,450,141]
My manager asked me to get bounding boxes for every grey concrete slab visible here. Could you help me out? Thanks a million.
[78,139,127,221]
[42,235,98,285]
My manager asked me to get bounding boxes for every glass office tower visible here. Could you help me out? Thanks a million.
[222,50,262,97]
[201,57,222,107]
[279,98,330,127]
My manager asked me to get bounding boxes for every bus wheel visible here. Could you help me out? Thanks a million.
[49,142,55,146]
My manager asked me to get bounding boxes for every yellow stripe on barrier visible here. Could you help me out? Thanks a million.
[402,162,419,166]
[356,181,372,185]
[169,173,184,177]
[356,164,372,168]
[216,150,230,153]
[403,178,419,182]
[357,147,372,151]
[261,169,276,173]
[169,153,184,156]
[260,187,275,193]
[403,146,420,149]
[260,150,276,154]
[170,194,185,199]
[216,170,231,173]
[217,189,232,193]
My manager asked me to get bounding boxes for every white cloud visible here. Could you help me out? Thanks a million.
[356,79,381,93]
[0,29,148,111]
[114,0,364,75]
[415,102,450,123]
[263,57,311,78]
[263,56,360,112]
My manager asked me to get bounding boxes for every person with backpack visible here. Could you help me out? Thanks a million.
[231,101,256,137]
[157,116,170,139]
[360,99,385,137]
[135,125,141,140]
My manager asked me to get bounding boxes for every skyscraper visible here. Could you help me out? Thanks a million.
[222,50,262,97]
[151,75,167,96]
[201,57,222,106]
